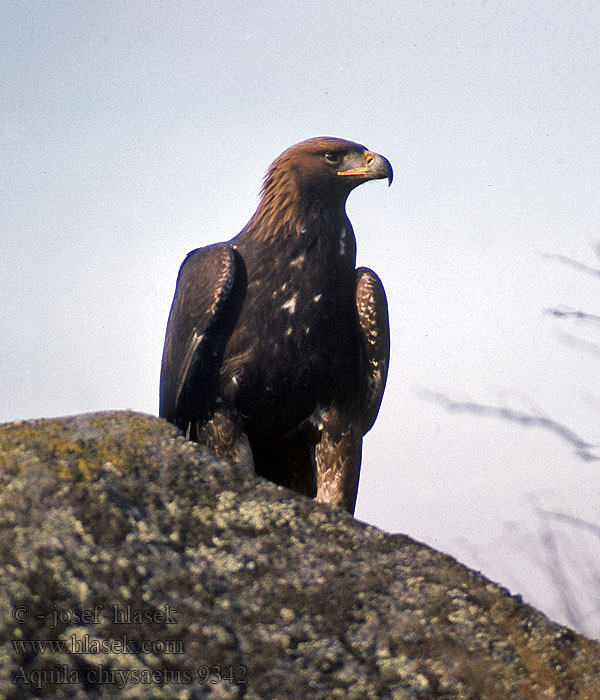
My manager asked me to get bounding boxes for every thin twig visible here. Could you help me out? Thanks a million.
[544,306,600,324]
[559,332,600,358]
[420,389,599,462]
[535,509,600,538]
[542,252,600,279]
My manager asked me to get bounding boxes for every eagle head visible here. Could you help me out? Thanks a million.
[251,137,392,237]
[265,137,393,200]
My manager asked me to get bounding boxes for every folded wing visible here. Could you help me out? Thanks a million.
[355,267,390,434]
[159,244,246,433]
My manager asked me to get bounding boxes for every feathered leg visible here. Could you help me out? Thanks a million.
[193,411,254,471]
[314,407,362,515]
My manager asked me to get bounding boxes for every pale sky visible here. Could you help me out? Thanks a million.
[2,1,599,636]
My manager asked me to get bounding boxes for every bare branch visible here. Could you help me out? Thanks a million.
[539,526,585,631]
[544,305,600,325]
[542,252,600,279]
[420,389,599,462]
[559,331,600,358]
[535,509,600,538]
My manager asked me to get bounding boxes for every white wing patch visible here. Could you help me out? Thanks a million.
[281,293,298,314]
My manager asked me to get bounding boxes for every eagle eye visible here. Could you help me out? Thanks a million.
[323,151,343,166]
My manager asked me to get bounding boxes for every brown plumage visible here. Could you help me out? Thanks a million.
[160,137,391,514]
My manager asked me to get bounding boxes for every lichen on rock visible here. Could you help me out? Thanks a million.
[0,411,598,699]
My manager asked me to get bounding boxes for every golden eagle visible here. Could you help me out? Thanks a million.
[160,137,391,514]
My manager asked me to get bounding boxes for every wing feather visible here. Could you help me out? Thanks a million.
[159,244,245,429]
[355,267,390,434]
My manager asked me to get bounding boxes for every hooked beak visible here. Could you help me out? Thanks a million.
[337,149,393,186]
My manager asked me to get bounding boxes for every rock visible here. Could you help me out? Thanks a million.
[0,410,598,699]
